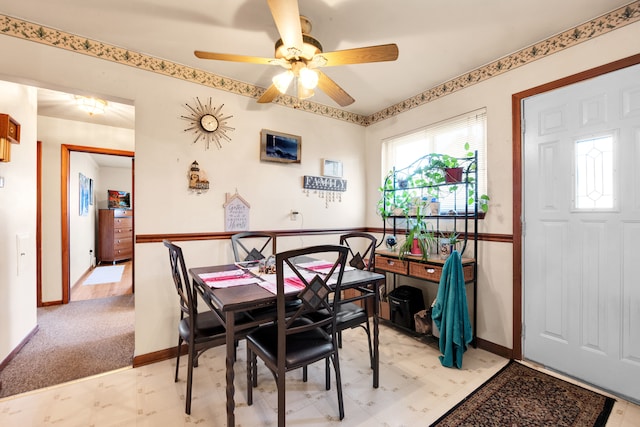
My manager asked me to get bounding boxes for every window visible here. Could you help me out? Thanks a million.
[381,108,487,213]
[574,134,616,210]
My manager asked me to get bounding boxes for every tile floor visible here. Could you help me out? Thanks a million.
[1,324,638,426]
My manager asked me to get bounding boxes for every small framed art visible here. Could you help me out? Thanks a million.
[108,190,131,209]
[79,173,90,216]
[322,159,343,177]
[260,129,301,163]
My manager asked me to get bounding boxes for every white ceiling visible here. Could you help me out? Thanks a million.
[3,0,633,122]
[36,88,135,130]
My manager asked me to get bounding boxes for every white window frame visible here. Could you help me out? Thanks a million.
[381,108,488,213]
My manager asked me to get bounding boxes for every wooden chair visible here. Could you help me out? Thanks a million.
[163,240,226,415]
[336,232,377,367]
[230,231,276,262]
[246,245,348,427]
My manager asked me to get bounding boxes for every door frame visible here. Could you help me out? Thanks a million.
[511,53,640,359]
[56,144,134,304]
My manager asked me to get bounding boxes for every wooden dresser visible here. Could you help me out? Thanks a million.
[98,208,133,264]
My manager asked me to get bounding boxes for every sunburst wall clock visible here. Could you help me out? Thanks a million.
[181,97,234,149]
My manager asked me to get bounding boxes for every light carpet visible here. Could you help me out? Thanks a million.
[0,294,134,397]
[83,265,125,285]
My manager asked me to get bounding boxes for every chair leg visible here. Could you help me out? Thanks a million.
[331,352,345,420]
[338,330,343,348]
[246,345,253,406]
[252,351,258,388]
[175,336,183,382]
[364,319,374,369]
[185,342,194,415]
[325,358,331,390]
[302,366,308,382]
[277,372,286,427]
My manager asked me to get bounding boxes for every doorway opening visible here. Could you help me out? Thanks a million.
[60,145,135,304]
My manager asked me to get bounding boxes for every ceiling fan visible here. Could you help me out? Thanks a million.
[194,0,399,107]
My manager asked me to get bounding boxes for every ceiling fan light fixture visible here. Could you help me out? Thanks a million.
[299,67,319,90]
[297,80,314,100]
[194,8,398,108]
[272,70,294,93]
[74,96,107,115]
[274,33,322,60]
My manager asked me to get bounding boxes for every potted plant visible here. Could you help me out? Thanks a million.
[459,144,490,213]
[377,149,490,224]
[427,150,491,214]
[439,231,460,258]
[398,207,436,261]
[419,153,460,183]
[377,182,413,219]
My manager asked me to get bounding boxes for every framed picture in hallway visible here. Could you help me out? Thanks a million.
[79,173,90,216]
[108,190,131,209]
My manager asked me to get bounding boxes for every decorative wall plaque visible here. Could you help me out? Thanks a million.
[303,175,347,192]
[223,191,250,231]
[302,175,347,208]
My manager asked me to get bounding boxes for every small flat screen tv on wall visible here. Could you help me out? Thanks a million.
[108,190,131,209]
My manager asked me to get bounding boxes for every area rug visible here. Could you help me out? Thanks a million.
[431,360,615,427]
[83,265,125,285]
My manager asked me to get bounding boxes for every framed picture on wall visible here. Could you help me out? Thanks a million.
[322,159,343,177]
[260,129,301,163]
[79,173,89,216]
[108,190,131,209]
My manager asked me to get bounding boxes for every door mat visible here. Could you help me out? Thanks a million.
[431,360,615,426]
[83,265,125,285]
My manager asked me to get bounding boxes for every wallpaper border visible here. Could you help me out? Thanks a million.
[1,1,638,127]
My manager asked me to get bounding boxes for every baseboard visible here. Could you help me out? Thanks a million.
[132,344,187,368]
[475,336,513,359]
[40,300,63,307]
[0,325,39,371]
[132,337,513,369]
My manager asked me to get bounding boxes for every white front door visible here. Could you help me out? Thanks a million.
[523,63,640,403]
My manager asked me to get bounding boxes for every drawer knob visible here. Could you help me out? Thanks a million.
[426,268,435,273]
[387,260,394,265]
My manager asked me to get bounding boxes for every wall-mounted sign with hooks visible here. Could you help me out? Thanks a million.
[303,175,347,192]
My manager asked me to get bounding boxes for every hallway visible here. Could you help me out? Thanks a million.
[71,260,133,301]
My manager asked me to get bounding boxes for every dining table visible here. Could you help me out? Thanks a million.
[189,258,386,427]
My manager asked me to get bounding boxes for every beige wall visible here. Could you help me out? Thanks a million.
[0,81,38,362]
[0,33,366,357]
[68,152,99,287]
[365,22,640,349]
[1,17,639,361]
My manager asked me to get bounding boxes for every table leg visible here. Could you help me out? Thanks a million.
[373,279,380,388]
[225,311,236,426]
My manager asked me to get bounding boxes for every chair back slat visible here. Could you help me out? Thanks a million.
[164,240,197,321]
[275,245,348,340]
[340,232,377,271]
[231,232,277,262]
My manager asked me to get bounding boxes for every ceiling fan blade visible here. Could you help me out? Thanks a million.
[313,43,399,67]
[316,71,355,107]
[194,51,274,65]
[257,84,281,104]
[267,0,303,51]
